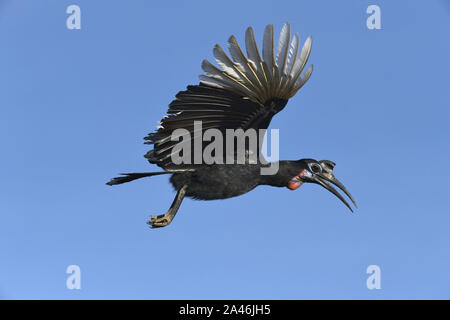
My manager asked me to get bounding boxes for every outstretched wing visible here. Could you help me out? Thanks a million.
[145,23,313,170]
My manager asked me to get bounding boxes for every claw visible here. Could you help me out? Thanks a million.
[148,214,171,228]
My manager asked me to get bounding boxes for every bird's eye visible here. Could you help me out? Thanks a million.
[309,163,322,173]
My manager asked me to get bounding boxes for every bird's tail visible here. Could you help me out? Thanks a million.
[106,171,170,186]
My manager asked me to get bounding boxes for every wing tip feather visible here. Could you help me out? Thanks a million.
[199,23,313,103]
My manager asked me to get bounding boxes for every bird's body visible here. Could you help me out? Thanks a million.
[170,164,262,200]
[107,23,357,228]
[170,161,312,200]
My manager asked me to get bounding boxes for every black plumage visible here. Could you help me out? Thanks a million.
[144,84,288,169]
[107,23,356,228]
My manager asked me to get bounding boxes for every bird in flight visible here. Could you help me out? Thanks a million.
[107,23,357,228]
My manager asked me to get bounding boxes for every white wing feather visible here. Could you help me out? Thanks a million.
[200,23,313,104]
[262,24,275,81]
[285,33,299,79]
[276,22,290,76]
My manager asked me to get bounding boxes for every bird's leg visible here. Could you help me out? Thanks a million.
[148,185,187,228]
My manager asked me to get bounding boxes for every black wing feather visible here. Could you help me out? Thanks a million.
[145,84,287,170]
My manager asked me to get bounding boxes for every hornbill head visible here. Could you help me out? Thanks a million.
[287,159,357,212]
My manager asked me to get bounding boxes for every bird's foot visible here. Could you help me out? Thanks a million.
[147,213,172,228]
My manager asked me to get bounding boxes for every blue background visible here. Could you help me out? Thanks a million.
[1,0,449,299]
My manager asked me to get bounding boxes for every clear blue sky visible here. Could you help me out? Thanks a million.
[1,0,449,299]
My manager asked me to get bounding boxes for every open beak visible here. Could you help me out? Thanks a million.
[312,173,357,213]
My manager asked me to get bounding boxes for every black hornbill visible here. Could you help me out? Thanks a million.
[107,23,357,228]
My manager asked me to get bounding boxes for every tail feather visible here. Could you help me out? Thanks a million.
[106,172,170,186]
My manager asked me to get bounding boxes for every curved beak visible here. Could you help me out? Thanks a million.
[312,173,357,213]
